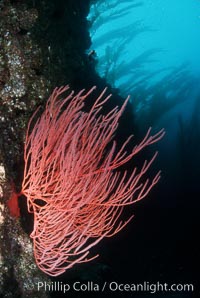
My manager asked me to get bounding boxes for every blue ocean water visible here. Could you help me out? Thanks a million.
[88,0,200,132]
[86,1,198,288]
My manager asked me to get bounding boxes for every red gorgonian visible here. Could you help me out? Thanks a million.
[21,86,164,276]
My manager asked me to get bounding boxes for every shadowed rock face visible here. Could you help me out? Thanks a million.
[0,0,92,181]
[0,0,95,296]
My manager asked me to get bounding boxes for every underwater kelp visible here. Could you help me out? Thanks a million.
[88,0,200,131]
